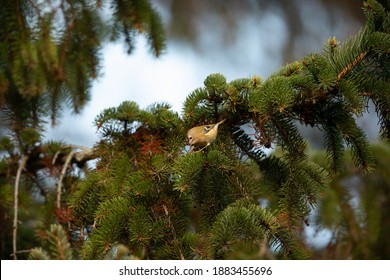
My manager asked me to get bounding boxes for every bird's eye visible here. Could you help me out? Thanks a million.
[189,136,193,140]
[204,125,211,131]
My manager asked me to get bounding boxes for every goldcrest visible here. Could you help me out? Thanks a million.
[187,119,225,152]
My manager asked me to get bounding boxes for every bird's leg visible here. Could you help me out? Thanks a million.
[195,143,210,153]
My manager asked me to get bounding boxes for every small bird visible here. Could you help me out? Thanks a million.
[187,119,226,152]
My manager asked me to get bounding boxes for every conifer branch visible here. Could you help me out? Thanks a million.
[12,154,28,260]
[15,0,26,41]
[58,18,76,80]
[162,204,185,260]
[25,144,97,174]
[336,51,368,85]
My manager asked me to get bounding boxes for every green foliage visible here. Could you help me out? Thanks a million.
[28,247,51,260]
[82,196,134,259]
[312,143,390,259]
[70,103,189,259]
[0,0,166,124]
[110,0,166,56]
[173,152,206,192]
[28,224,73,260]
[3,0,390,260]
[211,199,308,259]
[69,98,310,259]
[70,97,305,259]
[67,0,390,259]
[0,0,166,260]
[0,137,14,152]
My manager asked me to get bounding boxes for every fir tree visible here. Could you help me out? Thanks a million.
[3,0,390,260]
[0,0,165,259]
[69,0,390,259]
[310,143,390,259]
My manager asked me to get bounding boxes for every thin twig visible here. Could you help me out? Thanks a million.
[57,151,75,209]
[56,145,95,209]
[53,145,95,164]
[52,149,62,165]
[13,155,28,260]
[10,249,32,258]
[61,145,92,151]
[336,51,367,85]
